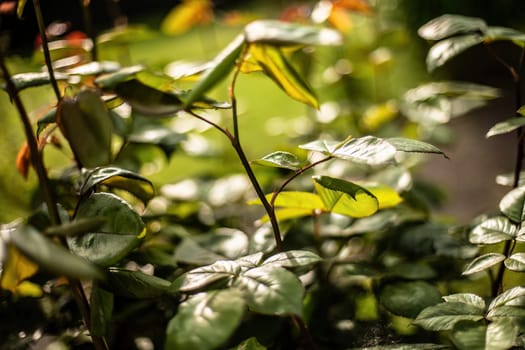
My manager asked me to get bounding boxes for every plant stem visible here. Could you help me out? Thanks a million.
[80,0,98,61]
[33,0,61,101]
[292,315,317,350]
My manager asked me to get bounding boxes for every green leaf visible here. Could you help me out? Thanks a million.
[505,253,525,272]
[57,89,113,168]
[487,305,525,319]
[331,136,397,165]
[36,108,57,137]
[470,216,517,244]
[183,34,245,109]
[94,65,145,90]
[486,318,519,350]
[105,268,171,298]
[44,217,107,237]
[364,184,403,209]
[488,286,525,310]
[313,176,379,218]
[174,238,225,266]
[418,14,487,40]
[179,260,240,293]
[17,0,27,18]
[442,293,486,310]
[67,193,144,267]
[115,79,184,116]
[252,151,303,170]
[244,20,342,46]
[233,266,304,316]
[230,337,267,350]
[249,192,325,211]
[299,139,340,155]
[347,345,447,350]
[80,166,155,205]
[90,283,114,336]
[487,117,525,138]
[248,44,318,108]
[191,228,249,260]
[450,320,486,350]
[262,250,322,274]
[499,186,525,223]
[426,34,484,72]
[66,61,120,76]
[379,281,441,318]
[386,138,446,157]
[165,289,245,350]
[462,253,506,275]
[3,72,69,92]
[127,123,186,158]
[8,224,102,280]
[414,302,485,331]
[484,26,525,46]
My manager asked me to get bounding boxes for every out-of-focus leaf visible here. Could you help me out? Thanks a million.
[165,60,213,81]
[191,228,249,260]
[487,305,525,319]
[486,318,519,350]
[17,0,27,18]
[299,139,340,155]
[496,172,525,187]
[248,44,318,109]
[68,193,144,267]
[67,61,120,76]
[174,238,225,266]
[3,72,69,92]
[97,25,157,45]
[161,0,214,35]
[165,289,245,350]
[8,224,102,280]
[230,337,266,350]
[499,186,525,223]
[57,89,113,168]
[80,166,155,205]
[505,253,525,272]
[331,136,397,165]
[44,217,107,237]
[252,151,304,170]
[414,302,485,331]
[105,268,171,298]
[244,20,342,46]
[379,281,441,318]
[418,15,487,41]
[462,253,505,275]
[426,34,484,72]
[127,123,186,158]
[363,184,403,209]
[94,65,145,90]
[442,294,486,310]
[90,283,114,336]
[387,138,446,157]
[450,320,486,350]
[183,34,245,108]
[313,176,378,217]
[0,244,39,296]
[249,192,325,211]
[470,216,517,244]
[487,117,525,138]
[233,266,304,315]
[16,142,31,179]
[485,26,525,46]
[36,108,57,137]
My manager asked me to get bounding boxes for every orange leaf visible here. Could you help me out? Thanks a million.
[161,0,214,35]
[328,7,353,33]
[16,142,31,179]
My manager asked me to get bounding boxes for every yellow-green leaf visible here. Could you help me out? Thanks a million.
[0,244,39,295]
[248,44,319,109]
[364,184,403,209]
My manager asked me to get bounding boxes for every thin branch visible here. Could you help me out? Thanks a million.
[80,0,98,61]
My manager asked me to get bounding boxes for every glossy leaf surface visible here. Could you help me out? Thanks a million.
[414,302,485,331]
[426,34,484,72]
[252,151,303,170]
[331,136,397,165]
[462,253,505,275]
[262,250,322,274]
[418,14,487,40]
[4,72,69,92]
[486,117,525,138]
[470,216,517,244]
[505,253,525,272]
[499,186,525,223]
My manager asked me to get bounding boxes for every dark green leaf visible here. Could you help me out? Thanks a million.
[179,260,240,293]
[488,286,525,310]
[36,108,57,138]
[4,72,69,92]
[244,20,342,46]
[442,293,486,310]
[418,15,487,40]
[105,268,171,298]
[57,89,113,168]
[462,253,505,275]
[332,136,397,165]
[230,337,266,350]
[252,151,303,170]
[470,216,517,244]
[68,193,144,267]
[426,34,484,72]
[499,186,525,223]
[386,138,446,157]
[262,250,322,274]
[313,176,379,217]
[414,302,485,331]
[450,320,486,350]
[66,61,120,76]
[487,117,525,138]
[90,283,114,336]
[233,266,304,316]
[115,79,183,116]
[80,166,155,205]
[486,318,519,350]
[379,281,441,318]
[505,253,525,272]
[485,26,525,46]
[94,65,144,90]
[165,289,245,350]
[44,217,107,237]
[183,34,245,109]
[8,224,102,280]
[389,262,437,280]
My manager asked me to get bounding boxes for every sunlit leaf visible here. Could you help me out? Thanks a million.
[313,176,378,217]
[183,34,245,109]
[418,15,487,41]
[179,260,240,293]
[3,71,69,92]
[94,65,145,90]
[496,172,525,187]
[505,253,525,272]
[443,293,486,310]
[80,166,155,205]
[363,184,403,209]
[486,318,519,350]
[231,337,266,350]
[386,138,446,157]
[499,186,525,223]
[8,224,102,280]
[486,117,525,138]
[165,289,244,350]
[191,228,249,260]
[161,0,214,35]
[331,136,396,165]
[68,193,144,267]
[57,89,113,168]
[426,34,484,72]
[244,20,343,46]
[17,0,27,18]
[233,266,304,315]
[299,139,340,155]
[450,320,486,350]
[66,61,120,76]
[379,281,441,318]
[470,216,517,244]
[485,26,525,46]
[165,60,213,81]
[252,151,304,170]
[90,283,114,336]
[248,44,318,108]
[105,268,171,298]
[262,250,322,274]
[0,244,39,295]
[414,302,485,331]
[462,253,505,275]
[249,192,325,211]
[487,305,525,319]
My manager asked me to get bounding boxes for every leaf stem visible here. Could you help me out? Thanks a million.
[33,0,61,101]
